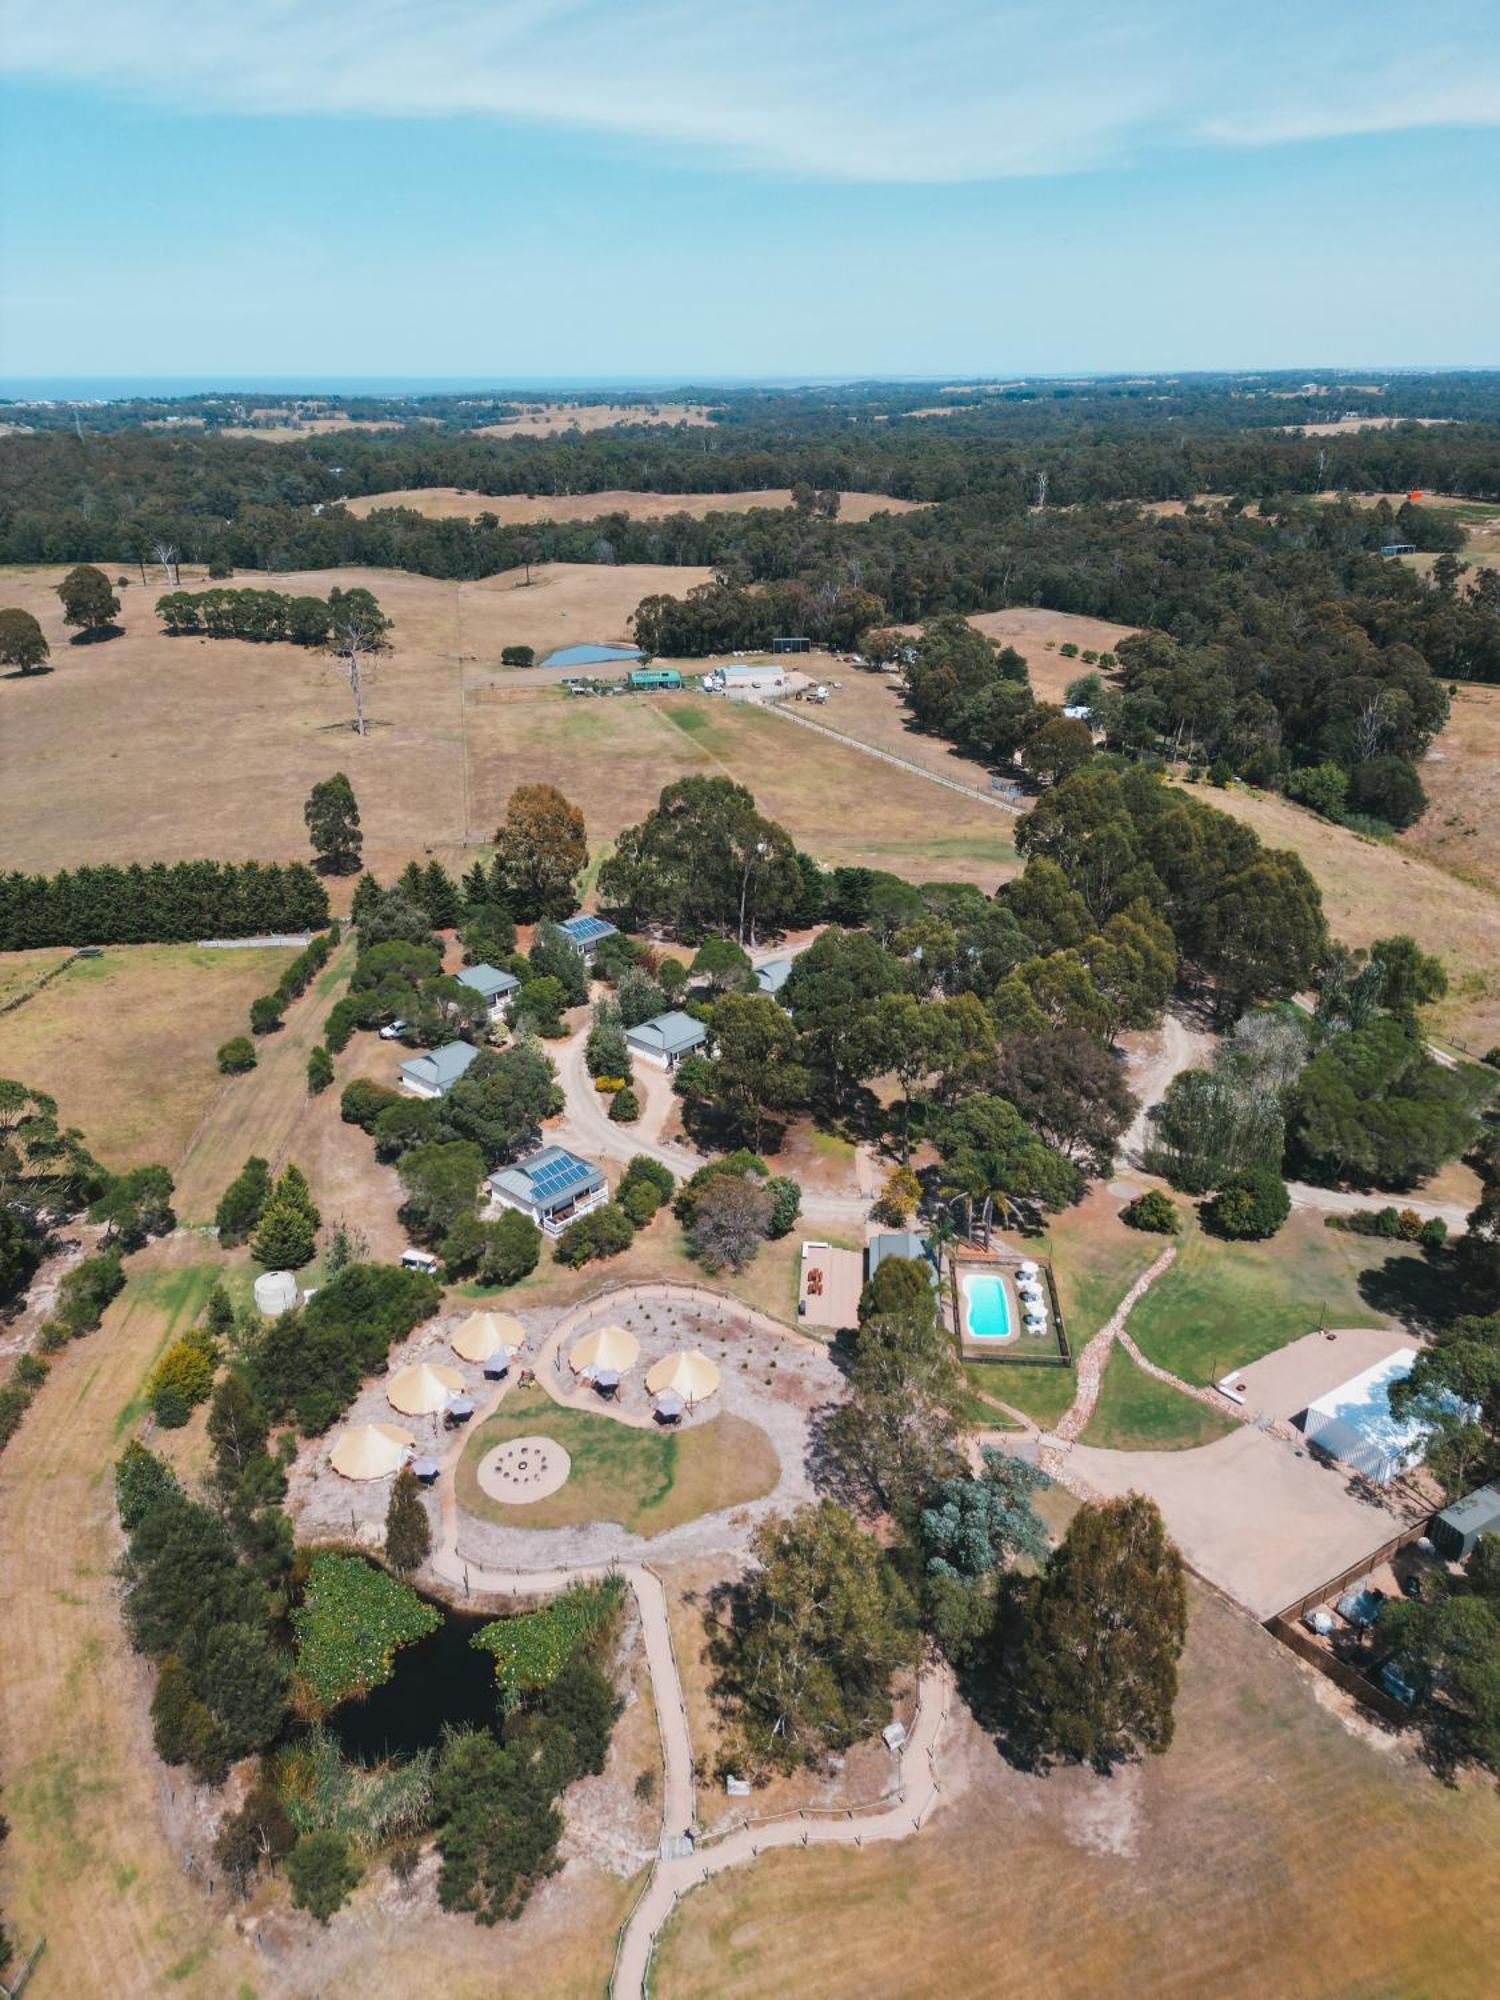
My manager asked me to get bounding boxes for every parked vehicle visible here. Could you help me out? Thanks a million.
[379,1018,411,1041]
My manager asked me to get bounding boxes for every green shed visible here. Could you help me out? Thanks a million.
[628,667,683,690]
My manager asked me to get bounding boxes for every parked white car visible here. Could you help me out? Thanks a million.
[379,1018,411,1041]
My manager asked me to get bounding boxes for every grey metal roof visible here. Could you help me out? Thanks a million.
[1437,1484,1500,1537]
[457,963,520,1001]
[400,1040,480,1090]
[626,1009,706,1056]
[558,913,618,947]
[867,1232,933,1280]
[754,957,793,995]
[488,1144,606,1213]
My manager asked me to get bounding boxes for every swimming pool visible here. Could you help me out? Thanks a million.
[960,1271,1013,1342]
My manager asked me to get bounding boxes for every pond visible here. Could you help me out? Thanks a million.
[327,1597,498,1763]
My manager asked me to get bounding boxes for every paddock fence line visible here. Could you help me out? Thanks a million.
[1265,1517,1436,1726]
[1270,1520,1433,1631]
[0,1936,45,1999]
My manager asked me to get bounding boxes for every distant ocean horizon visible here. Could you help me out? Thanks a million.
[0,373,871,404]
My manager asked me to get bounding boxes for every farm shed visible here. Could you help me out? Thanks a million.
[625,1009,707,1070]
[1430,1484,1500,1562]
[488,1144,608,1236]
[722,662,789,694]
[627,666,683,690]
[399,1040,481,1099]
[866,1231,934,1282]
[754,957,793,999]
[1300,1347,1445,1486]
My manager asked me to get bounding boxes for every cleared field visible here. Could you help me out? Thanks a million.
[895,606,1139,705]
[1127,1209,1422,1387]
[464,687,1017,887]
[1406,681,1500,892]
[0,560,711,880]
[0,943,297,1171]
[1277,415,1457,434]
[476,401,714,435]
[1036,1188,1164,1342]
[455,1385,780,1536]
[1080,1342,1237,1451]
[652,1584,1500,2000]
[0,561,1011,889]
[1197,781,1500,1050]
[342,486,926,524]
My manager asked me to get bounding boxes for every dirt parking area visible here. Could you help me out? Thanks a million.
[1064,1423,1422,1619]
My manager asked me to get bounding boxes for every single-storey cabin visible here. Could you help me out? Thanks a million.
[488,1145,608,1237]
[754,957,793,1000]
[456,962,521,1021]
[556,913,618,955]
[399,1040,481,1099]
[625,1009,707,1070]
[866,1231,935,1283]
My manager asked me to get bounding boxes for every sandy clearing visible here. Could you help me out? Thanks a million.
[475,402,714,436]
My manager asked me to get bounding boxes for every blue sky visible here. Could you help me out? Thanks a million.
[2,1,1497,380]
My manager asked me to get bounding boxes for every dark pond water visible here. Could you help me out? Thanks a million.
[327,1600,497,1763]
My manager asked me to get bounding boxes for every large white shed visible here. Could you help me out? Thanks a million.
[1301,1346,1434,1486]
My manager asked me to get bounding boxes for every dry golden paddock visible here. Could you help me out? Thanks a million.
[0,562,1014,889]
[341,486,927,524]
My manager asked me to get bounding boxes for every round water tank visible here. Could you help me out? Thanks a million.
[253,1269,300,1316]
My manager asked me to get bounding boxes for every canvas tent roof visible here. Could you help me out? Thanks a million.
[645,1349,720,1401]
[387,1360,465,1415]
[570,1324,640,1374]
[451,1310,525,1363]
[330,1422,414,1480]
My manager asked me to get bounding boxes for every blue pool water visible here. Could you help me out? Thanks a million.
[962,1273,1013,1340]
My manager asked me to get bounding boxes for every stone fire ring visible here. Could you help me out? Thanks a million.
[476,1436,571,1504]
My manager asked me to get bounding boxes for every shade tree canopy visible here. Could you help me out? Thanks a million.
[598,777,804,945]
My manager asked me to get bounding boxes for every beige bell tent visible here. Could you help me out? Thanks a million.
[569,1324,640,1375]
[451,1310,524,1365]
[386,1360,465,1416]
[330,1421,415,1481]
[645,1349,721,1402]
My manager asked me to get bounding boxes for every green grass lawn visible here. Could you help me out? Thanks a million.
[1080,1343,1239,1452]
[962,1360,1075,1431]
[455,1384,780,1537]
[1127,1209,1426,1386]
[1035,1192,1163,1345]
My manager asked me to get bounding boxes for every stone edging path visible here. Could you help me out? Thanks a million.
[422,1279,957,2000]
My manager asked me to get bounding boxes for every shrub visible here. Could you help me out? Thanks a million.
[56,1250,125,1335]
[1419,1216,1448,1250]
[500,644,534,667]
[764,1175,801,1238]
[618,1155,675,1204]
[322,997,360,1053]
[146,1328,218,1415]
[1202,1167,1290,1240]
[340,1078,400,1129]
[151,1385,192,1429]
[619,1178,660,1226]
[249,994,284,1037]
[217,1036,257,1075]
[608,1086,641,1123]
[287,1830,362,1924]
[593,1074,626,1094]
[554,1203,635,1267]
[216,1155,271,1245]
[307,1046,334,1095]
[1122,1188,1178,1234]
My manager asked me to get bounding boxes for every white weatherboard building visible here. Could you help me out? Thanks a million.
[1300,1346,1447,1486]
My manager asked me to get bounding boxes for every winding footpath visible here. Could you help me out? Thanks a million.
[422,1279,952,2000]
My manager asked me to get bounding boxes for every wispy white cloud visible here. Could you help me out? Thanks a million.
[3,0,1497,182]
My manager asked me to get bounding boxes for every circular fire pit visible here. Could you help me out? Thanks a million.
[476,1436,571,1505]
